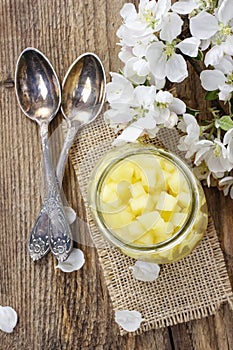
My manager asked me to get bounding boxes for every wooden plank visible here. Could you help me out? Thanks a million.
[0,1,232,349]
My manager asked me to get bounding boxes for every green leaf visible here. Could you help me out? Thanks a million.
[186,107,199,116]
[215,115,233,131]
[205,90,219,101]
[194,50,203,61]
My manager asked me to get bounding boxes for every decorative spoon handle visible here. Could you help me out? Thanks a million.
[56,121,79,185]
[28,123,77,261]
[37,121,72,262]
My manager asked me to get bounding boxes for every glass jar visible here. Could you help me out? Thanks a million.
[88,143,208,264]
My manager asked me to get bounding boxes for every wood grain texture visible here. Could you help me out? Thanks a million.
[0,1,232,349]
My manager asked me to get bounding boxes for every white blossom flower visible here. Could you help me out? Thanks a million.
[194,139,232,173]
[105,73,135,109]
[123,55,166,88]
[117,1,157,47]
[56,248,85,273]
[109,88,185,143]
[146,35,200,82]
[129,260,160,282]
[190,0,233,66]
[115,310,144,332]
[218,176,233,198]
[178,113,200,157]
[223,127,233,164]
[0,306,18,333]
[200,56,233,101]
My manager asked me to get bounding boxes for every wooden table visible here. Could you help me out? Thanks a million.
[0,1,232,349]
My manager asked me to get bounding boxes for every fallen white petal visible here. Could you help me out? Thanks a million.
[56,248,85,272]
[129,260,160,282]
[0,306,18,333]
[115,310,144,332]
[64,206,77,225]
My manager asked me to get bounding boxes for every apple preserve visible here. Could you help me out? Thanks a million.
[88,144,208,264]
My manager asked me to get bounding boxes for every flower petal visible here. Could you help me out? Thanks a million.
[104,108,133,125]
[155,0,171,19]
[171,0,197,15]
[166,54,188,83]
[129,260,160,282]
[160,13,183,42]
[56,248,85,273]
[204,45,224,66]
[120,3,137,21]
[133,114,157,129]
[146,42,167,80]
[156,90,173,104]
[200,69,225,91]
[170,97,186,114]
[218,0,233,25]
[115,310,144,332]
[119,47,133,63]
[113,125,143,144]
[176,37,200,57]
[134,85,156,107]
[219,84,233,101]
[0,306,18,333]
[190,12,218,40]
[214,55,233,74]
[64,206,77,225]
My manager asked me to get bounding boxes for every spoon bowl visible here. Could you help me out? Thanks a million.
[61,52,105,126]
[15,47,61,123]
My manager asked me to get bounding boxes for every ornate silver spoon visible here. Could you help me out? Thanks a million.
[15,47,73,262]
[26,52,106,261]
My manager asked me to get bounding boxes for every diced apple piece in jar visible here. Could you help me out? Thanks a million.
[131,154,161,169]
[170,212,187,227]
[100,202,125,214]
[116,181,131,203]
[178,191,191,208]
[109,161,134,182]
[144,195,155,212]
[137,211,161,231]
[129,194,149,215]
[135,231,154,245]
[160,158,176,173]
[156,191,178,211]
[167,170,181,195]
[133,165,142,181]
[141,169,157,190]
[101,182,118,203]
[103,206,134,229]
[156,170,170,190]
[130,181,146,197]
[126,221,146,242]
[153,219,174,236]
[160,210,173,222]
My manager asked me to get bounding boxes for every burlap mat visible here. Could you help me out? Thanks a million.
[68,116,233,335]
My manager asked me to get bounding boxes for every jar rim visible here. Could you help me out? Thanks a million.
[90,144,199,253]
